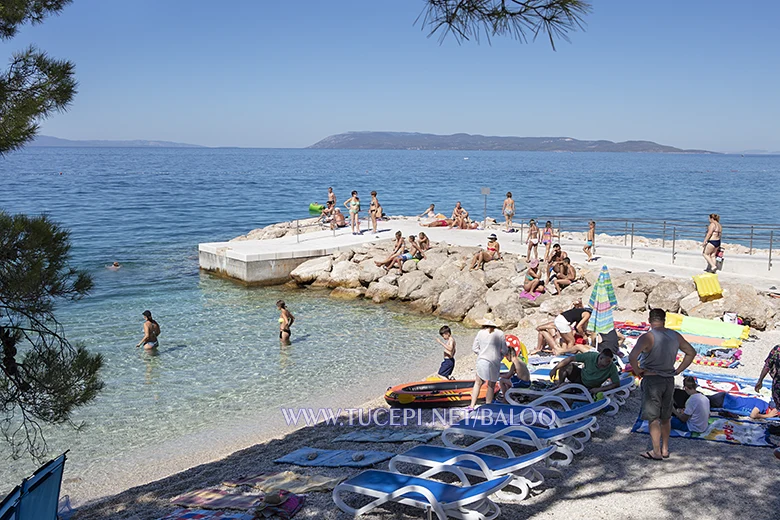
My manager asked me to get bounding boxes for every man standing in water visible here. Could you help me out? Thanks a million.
[136,310,160,350]
[629,308,696,461]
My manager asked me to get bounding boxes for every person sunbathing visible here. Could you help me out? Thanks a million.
[469,234,500,270]
[418,204,436,219]
[420,218,453,228]
[330,207,347,229]
[693,391,777,420]
[533,299,591,355]
[549,348,621,395]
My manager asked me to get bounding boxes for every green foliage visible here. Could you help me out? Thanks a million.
[0,212,103,460]
[420,0,591,48]
[0,0,76,154]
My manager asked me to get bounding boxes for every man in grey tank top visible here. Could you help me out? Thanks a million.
[629,309,696,461]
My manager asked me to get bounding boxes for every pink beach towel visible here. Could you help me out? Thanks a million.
[159,509,253,520]
[170,489,263,510]
[518,290,539,301]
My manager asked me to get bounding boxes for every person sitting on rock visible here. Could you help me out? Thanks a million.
[524,259,545,294]
[553,258,577,294]
[550,348,621,394]
[418,232,430,251]
[498,347,531,400]
[470,234,500,270]
[375,231,406,269]
[547,244,568,284]
[390,235,426,270]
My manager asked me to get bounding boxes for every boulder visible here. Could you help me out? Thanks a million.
[358,260,387,285]
[433,256,467,281]
[615,288,648,312]
[516,312,554,330]
[402,259,418,272]
[490,278,512,292]
[329,287,364,299]
[464,302,491,328]
[628,273,663,295]
[684,283,776,330]
[397,271,431,300]
[328,261,362,288]
[333,251,354,263]
[538,297,574,317]
[647,279,693,313]
[290,256,333,284]
[365,281,398,303]
[435,271,488,321]
[519,291,550,309]
[417,252,449,277]
[484,263,514,287]
[410,279,439,304]
[679,291,703,316]
[409,297,436,314]
[485,288,525,329]
[379,273,399,286]
[310,271,332,288]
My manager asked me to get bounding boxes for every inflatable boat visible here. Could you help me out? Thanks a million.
[309,202,324,213]
[384,380,499,408]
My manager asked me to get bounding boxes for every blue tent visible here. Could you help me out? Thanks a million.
[0,453,67,520]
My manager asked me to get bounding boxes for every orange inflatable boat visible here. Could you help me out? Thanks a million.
[384,380,499,408]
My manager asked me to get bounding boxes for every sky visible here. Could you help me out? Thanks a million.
[4,0,780,151]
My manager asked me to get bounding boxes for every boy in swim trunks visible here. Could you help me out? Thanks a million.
[436,325,456,379]
[583,220,595,262]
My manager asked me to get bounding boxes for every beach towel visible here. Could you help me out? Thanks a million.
[158,509,253,520]
[676,352,739,369]
[518,290,540,301]
[170,489,263,510]
[666,313,749,340]
[682,334,741,348]
[683,370,773,389]
[333,429,439,443]
[274,447,392,468]
[254,490,304,520]
[223,471,343,493]
[632,414,776,447]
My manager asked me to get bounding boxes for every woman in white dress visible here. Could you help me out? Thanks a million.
[468,318,508,410]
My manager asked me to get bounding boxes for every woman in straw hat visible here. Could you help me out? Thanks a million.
[468,317,508,410]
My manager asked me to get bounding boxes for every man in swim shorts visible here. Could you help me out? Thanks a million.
[550,348,621,394]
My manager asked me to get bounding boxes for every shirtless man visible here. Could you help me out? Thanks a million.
[450,202,467,229]
[319,200,335,222]
[136,310,160,350]
[554,258,577,293]
[330,207,347,229]
[327,187,336,205]
[391,235,426,269]
[375,231,406,269]
[583,220,595,262]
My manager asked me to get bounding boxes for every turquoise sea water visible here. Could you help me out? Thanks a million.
[1,148,779,497]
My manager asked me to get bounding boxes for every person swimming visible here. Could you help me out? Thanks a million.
[136,310,160,350]
[108,261,121,270]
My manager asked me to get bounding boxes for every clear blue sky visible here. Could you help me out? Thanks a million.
[5,0,780,151]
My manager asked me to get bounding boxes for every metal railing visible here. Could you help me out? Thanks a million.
[512,216,780,271]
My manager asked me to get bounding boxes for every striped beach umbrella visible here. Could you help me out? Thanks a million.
[587,265,618,336]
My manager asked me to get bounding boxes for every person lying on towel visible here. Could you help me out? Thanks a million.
[676,390,777,420]
[671,376,711,433]
[549,348,621,395]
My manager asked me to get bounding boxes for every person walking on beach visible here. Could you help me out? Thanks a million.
[469,318,508,410]
[526,219,539,261]
[136,310,160,350]
[327,187,336,206]
[277,300,294,345]
[368,191,382,235]
[436,325,456,379]
[629,308,696,461]
[344,191,361,235]
[755,343,780,411]
[542,221,554,261]
[584,220,595,262]
[502,192,515,231]
[703,213,722,272]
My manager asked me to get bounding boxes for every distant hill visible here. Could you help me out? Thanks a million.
[308,131,716,154]
[29,135,205,148]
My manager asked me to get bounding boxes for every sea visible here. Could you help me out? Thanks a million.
[1,148,779,499]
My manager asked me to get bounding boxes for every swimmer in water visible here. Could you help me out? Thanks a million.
[277,300,294,345]
[136,310,160,350]
[108,261,121,270]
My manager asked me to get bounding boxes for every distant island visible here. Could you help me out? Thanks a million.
[308,131,716,154]
[29,135,205,148]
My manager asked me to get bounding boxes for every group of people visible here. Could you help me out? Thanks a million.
[418,202,479,230]
[374,230,431,270]
[318,188,384,235]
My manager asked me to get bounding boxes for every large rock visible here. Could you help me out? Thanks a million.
[310,271,332,288]
[647,279,693,313]
[464,302,490,328]
[358,260,386,285]
[485,288,525,329]
[365,281,398,303]
[328,261,362,288]
[402,259,418,272]
[409,297,436,314]
[435,271,488,321]
[484,263,514,287]
[628,273,664,295]
[397,271,431,300]
[330,287,364,299]
[616,288,648,312]
[417,252,449,277]
[516,312,554,330]
[684,283,776,330]
[290,256,333,284]
[379,273,400,286]
[433,256,467,281]
[539,296,578,317]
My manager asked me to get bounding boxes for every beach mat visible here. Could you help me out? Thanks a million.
[631,414,776,447]
[666,313,749,340]
[223,471,343,493]
[159,509,253,520]
[170,489,263,510]
[683,370,773,388]
[682,334,740,348]
[274,447,392,468]
[676,352,739,369]
[254,490,304,520]
[333,429,439,443]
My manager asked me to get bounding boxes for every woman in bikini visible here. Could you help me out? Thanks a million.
[375,231,406,269]
[277,300,294,345]
[344,190,361,235]
[526,219,539,261]
[417,204,436,219]
[703,213,722,273]
[502,192,515,231]
[524,258,545,294]
[368,191,382,235]
[418,232,430,251]
[583,220,595,262]
[136,310,160,350]
[470,234,500,270]
[542,221,554,262]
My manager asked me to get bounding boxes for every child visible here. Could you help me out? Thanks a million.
[498,347,531,400]
[584,220,595,262]
[502,192,515,231]
[436,325,456,379]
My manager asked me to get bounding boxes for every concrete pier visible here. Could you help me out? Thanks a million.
[199,218,780,290]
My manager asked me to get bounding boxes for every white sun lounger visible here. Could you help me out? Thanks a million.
[389,445,556,501]
[477,398,610,431]
[440,416,596,467]
[505,375,635,416]
[332,469,512,520]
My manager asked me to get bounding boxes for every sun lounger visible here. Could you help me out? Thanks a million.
[440,416,596,467]
[0,453,67,520]
[505,375,635,416]
[333,469,512,520]
[477,398,610,431]
[388,445,555,501]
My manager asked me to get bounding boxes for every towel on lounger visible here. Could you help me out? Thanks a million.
[274,447,392,468]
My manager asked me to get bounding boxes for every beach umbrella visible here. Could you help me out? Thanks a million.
[587,265,618,344]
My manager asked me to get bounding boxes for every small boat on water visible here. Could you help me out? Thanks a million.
[385,380,499,408]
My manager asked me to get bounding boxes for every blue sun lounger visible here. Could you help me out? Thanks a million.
[441,416,596,467]
[389,445,556,501]
[477,398,610,431]
[0,453,67,520]
[506,375,635,416]
[333,469,512,520]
